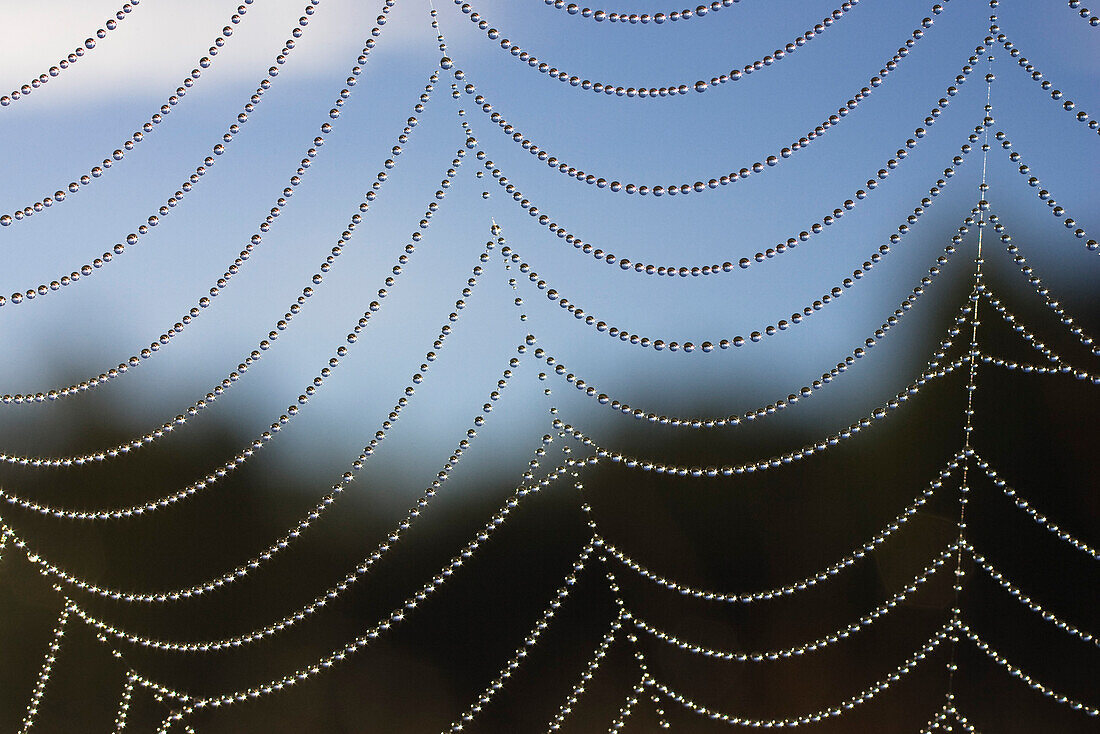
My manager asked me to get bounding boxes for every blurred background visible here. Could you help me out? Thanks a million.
[0,0,1096,731]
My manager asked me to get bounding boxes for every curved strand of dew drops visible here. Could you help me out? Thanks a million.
[973,454,1100,561]
[536,0,743,26]
[0,231,487,521]
[69,455,576,652]
[116,539,596,726]
[441,539,596,733]
[543,608,622,732]
[979,286,1100,378]
[994,131,1098,252]
[478,87,975,277]
[451,0,882,98]
[0,0,276,226]
[536,296,971,427]
[1,0,143,107]
[0,59,423,412]
[965,539,1099,647]
[554,355,967,477]
[997,33,1099,135]
[455,13,980,195]
[1066,0,1100,27]
[988,213,1099,354]
[978,354,1100,382]
[648,623,953,727]
[918,701,974,734]
[959,623,1100,716]
[629,543,955,659]
[498,200,975,353]
[0,0,394,306]
[588,452,962,601]
[0,345,528,602]
[0,84,451,469]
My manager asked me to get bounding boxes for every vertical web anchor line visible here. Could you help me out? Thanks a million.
[944,1,997,727]
[113,672,137,732]
[19,599,71,733]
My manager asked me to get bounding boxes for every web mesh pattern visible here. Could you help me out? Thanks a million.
[0,0,1095,731]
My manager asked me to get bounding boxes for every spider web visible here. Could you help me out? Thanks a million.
[0,0,1096,731]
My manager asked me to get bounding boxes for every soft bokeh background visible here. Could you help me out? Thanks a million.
[0,0,1096,731]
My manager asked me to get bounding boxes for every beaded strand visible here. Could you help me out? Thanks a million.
[576,478,670,730]
[629,543,956,661]
[0,338,526,602]
[0,311,519,599]
[70,450,576,653]
[0,126,459,479]
[465,37,990,277]
[997,34,1099,134]
[18,599,71,733]
[980,286,1098,373]
[443,539,596,732]
[113,672,137,732]
[958,623,1100,716]
[995,131,1097,251]
[607,672,646,732]
[980,288,1061,364]
[530,137,963,620]
[0,1,398,307]
[451,0,873,98]
[951,707,980,733]
[497,216,972,479]
[1,0,267,227]
[0,25,476,606]
[497,203,972,352]
[646,622,953,727]
[539,0,743,25]
[600,455,960,602]
[1067,0,1100,26]
[979,353,1099,382]
[532,297,973,429]
[988,214,1098,354]
[919,701,952,733]
[601,547,670,724]
[0,147,465,477]
[553,350,966,476]
[2,4,1092,729]
[0,0,1092,728]
[576,454,969,731]
[972,454,1100,561]
[129,527,594,731]
[0,72,436,405]
[476,121,970,276]
[964,539,1098,647]
[0,1,142,107]
[0,180,486,524]
[944,18,994,713]
[456,36,981,196]
[544,608,623,732]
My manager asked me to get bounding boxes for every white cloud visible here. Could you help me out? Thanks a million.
[0,0,429,103]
